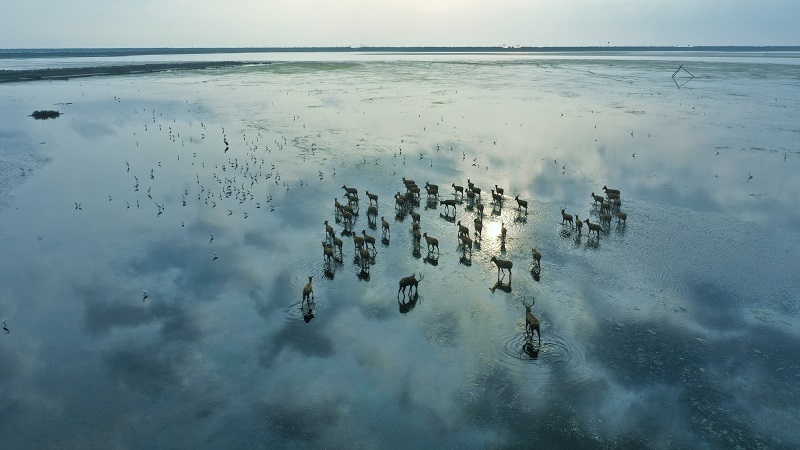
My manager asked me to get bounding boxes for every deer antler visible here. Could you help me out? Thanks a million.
[417,273,424,281]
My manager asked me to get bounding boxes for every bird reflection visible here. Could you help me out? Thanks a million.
[2,319,9,333]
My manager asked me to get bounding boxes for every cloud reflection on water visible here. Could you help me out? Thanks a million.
[0,55,799,448]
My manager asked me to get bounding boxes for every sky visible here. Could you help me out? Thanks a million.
[2,0,799,48]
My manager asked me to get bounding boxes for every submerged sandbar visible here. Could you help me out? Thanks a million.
[0,61,257,83]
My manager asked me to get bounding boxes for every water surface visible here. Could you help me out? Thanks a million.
[1,53,799,448]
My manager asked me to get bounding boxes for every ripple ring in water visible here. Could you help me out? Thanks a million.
[497,330,593,386]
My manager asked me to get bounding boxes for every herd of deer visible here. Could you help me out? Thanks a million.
[308,178,628,352]
[560,185,627,238]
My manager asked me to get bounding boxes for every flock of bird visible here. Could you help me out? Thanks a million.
[61,105,329,308]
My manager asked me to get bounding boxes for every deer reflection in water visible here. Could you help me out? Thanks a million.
[490,279,512,293]
[398,292,420,314]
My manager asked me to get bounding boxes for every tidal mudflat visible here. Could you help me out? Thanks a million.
[1,52,799,448]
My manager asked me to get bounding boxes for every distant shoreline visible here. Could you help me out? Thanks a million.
[0,61,255,84]
[1,46,799,59]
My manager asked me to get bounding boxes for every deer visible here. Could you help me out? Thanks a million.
[457,220,470,238]
[440,199,458,213]
[460,234,473,256]
[395,192,406,209]
[422,233,439,254]
[591,192,605,205]
[617,211,627,224]
[473,218,483,240]
[365,190,379,205]
[599,212,612,224]
[334,198,344,215]
[332,233,344,256]
[352,233,365,251]
[584,217,602,236]
[575,214,583,234]
[514,195,528,212]
[500,222,507,241]
[603,185,621,197]
[402,177,416,188]
[467,178,475,191]
[490,256,513,279]
[494,184,504,196]
[531,248,541,271]
[381,216,390,237]
[452,183,465,198]
[341,185,358,198]
[342,210,354,230]
[475,201,484,216]
[322,241,335,263]
[491,189,503,205]
[410,211,421,224]
[407,184,421,199]
[341,204,356,217]
[425,184,438,198]
[561,208,574,228]
[398,273,424,297]
[302,276,314,304]
[522,297,541,344]
[359,246,371,272]
[362,230,376,251]
[324,220,336,241]
[367,204,378,218]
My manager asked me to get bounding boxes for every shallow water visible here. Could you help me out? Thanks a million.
[1,53,799,448]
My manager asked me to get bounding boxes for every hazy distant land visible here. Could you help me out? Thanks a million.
[2,45,799,59]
